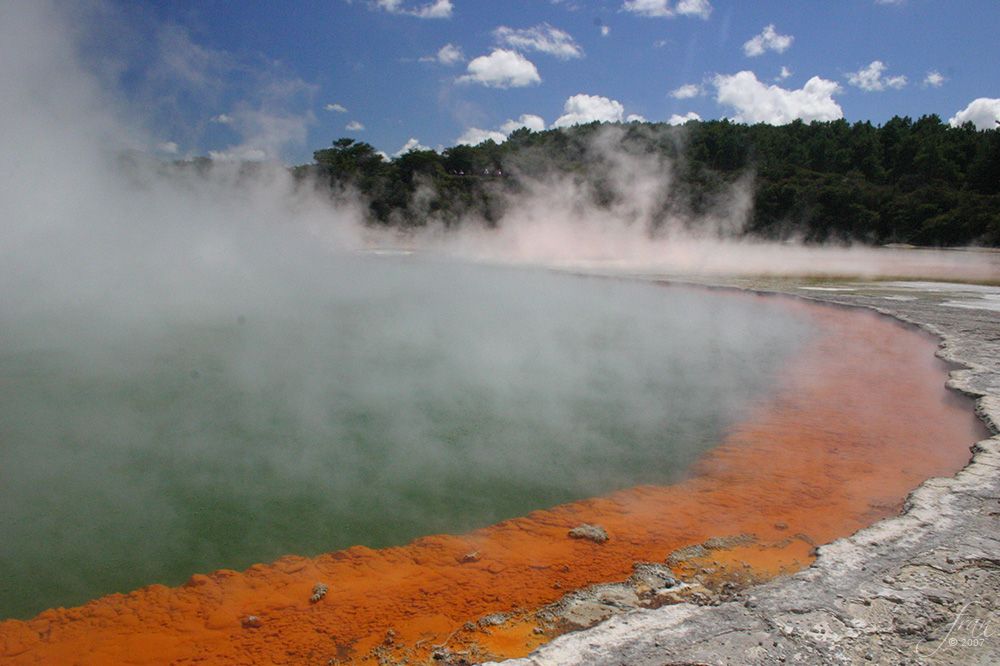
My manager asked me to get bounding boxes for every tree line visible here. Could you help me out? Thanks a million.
[294,115,1000,247]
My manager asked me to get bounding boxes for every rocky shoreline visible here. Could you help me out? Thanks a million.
[490,279,1000,666]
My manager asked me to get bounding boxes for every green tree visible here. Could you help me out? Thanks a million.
[314,138,385,182]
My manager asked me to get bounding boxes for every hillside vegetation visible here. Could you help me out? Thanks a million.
[295,115,1000,247]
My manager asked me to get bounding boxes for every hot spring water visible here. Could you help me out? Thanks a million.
[0,255,813,620]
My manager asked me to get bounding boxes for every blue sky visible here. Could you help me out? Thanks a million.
[74,0,1000,163]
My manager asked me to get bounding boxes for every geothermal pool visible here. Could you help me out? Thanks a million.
[0,255,815,620]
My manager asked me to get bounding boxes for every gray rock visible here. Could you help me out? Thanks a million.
[568,524,610,543]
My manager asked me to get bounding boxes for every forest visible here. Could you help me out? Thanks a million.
[293,114,1000,247]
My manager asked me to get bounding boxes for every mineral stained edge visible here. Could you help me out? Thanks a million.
[0,292,986,666]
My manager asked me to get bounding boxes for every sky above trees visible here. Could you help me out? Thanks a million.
[16,0,1000,164]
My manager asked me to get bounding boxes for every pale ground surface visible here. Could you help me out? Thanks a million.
[491,276,1000,666]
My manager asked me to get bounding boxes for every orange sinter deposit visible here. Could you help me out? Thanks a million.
[0,295,987,666]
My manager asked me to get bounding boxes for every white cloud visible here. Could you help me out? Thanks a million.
[621,0,712,19]
[622,0,672,17]
[777,66,792,80]
[714,71,843,125]
[325,103,347,113]
[626,113,648,122]
[458,49,541,88]
[212,113,234,124]
[500,114,546,133]
[668,111,701,125]
[949,98,1000,130]
[422,43,464,65]
[676,0,712,17]
[847,61,907,91]
[456,127,508,146]
[394,137,432,155]
[494,24,584,60]
[924,71,945,88]
[670,83,702,99]
[601,25,611,36]
[438,43,464,65]
[743,24,793,57]
[413,0,453,18]
[374,0,453,18]
[553,94,625,127]
[459,114,547,147]
[157,141,179,154]
[346,120,365,131]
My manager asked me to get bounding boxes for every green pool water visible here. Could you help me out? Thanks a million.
[0,255,813,620]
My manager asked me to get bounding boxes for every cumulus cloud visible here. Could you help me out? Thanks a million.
[714,71,843,125]
[458,49,541,88]
[500,114,546,133]
[456,127,508,146]
[374,0,453,18]
[777,66,791,80]
[622,0,670,16]
[670,83,702,99]
[743,24,793,57]
[668,111,701,125]
[847,61,907,91]
[553,94,625,127]
[459,114,546,148]
[601,25,611,36]
[346,120,365,131]
[494,23,584,60]
[422,43,465,65]
[949,98,1000,130]
[413,0,453,18]
[394,137,432,155]
[924,71,945,88]
[677,0,712,17]
[212,113,234,124]
[621,0,712,19]
[325,103,347,112]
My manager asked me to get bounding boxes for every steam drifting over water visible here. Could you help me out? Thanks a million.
[1,258,815,619]
[1,0,997,622]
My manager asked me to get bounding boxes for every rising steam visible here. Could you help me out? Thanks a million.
[0,0,996,623]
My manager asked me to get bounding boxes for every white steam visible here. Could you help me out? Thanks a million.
[3,0,997,623]
[0,1,800,622]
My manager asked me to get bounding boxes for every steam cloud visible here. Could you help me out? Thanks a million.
[1,0,996,621]
[0,1,812,621]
